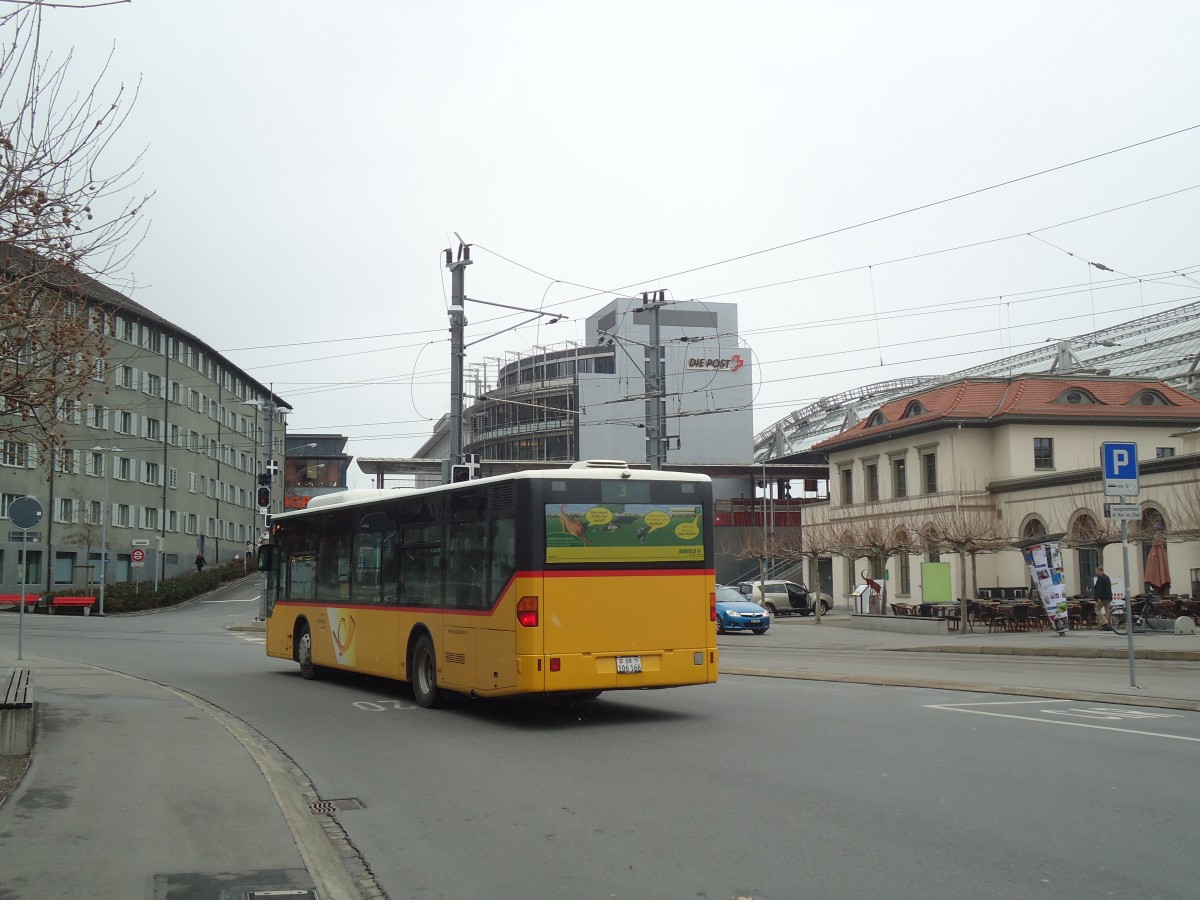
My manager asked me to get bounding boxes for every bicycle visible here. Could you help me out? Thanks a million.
[1107,596,1173,635]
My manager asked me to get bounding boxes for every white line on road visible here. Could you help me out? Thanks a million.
[201,594,259,603]
[925,699,1200,742]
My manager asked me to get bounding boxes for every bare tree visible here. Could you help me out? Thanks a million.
[920,502,1011,631]
[767,517,840,622]
[1,2,148,454]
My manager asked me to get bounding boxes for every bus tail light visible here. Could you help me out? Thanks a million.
[710,591,716,622]
[517,595,539,627]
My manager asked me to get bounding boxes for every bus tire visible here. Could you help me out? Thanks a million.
[411,633,444,709]
[297,622,319,680]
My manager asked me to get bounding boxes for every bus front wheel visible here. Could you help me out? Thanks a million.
[297,623,319,680]
[411,634,444,709]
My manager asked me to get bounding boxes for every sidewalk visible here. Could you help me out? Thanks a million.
[0,648,369,900]
[719,611,1200,711]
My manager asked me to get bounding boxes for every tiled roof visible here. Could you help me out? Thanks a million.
[813,376,1200,451]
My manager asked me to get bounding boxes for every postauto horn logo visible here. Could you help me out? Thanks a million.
[686,353,744,372]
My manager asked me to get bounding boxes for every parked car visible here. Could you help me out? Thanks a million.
[714,585,771,634]
[738,580,831,616]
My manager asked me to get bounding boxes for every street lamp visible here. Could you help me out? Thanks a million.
[92,445,123,616]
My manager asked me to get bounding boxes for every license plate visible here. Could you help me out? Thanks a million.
[749,619,762,625]
[616,656,642,674]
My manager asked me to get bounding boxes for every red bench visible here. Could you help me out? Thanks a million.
[49,596,97,616]
[0,594,40,611]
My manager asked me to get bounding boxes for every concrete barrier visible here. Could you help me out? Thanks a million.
[849,614,949,636]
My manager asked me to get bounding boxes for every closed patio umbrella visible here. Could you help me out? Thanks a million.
[1144,539,1171,597]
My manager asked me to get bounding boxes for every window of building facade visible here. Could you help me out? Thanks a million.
[898,554,911,596]
[921,451,937,494]
[55,498,74,523]
[864,462,879,502]
[54,551,76,584]
[1033,437,1054,469]
[839,466,853,505]
[22,550,42,585]
[891,456,907,498]
[1156,447,1176,459]
[2,441,28,467]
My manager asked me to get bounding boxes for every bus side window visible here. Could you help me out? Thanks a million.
[490,516,516,602]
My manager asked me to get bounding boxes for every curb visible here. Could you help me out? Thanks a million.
[897,644,1200,662]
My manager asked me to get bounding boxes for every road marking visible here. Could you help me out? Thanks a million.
[925,699,1200,742]
[353,699,417,712]
[1041,707,1180,721]
[242,636,265,644]
[202,594,258,603]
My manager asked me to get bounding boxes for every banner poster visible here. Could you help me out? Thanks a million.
[1021,541,1069,634]
[545,503,705,564]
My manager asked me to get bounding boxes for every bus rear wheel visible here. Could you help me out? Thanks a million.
[297,623,319,680]
[411,634,444,709]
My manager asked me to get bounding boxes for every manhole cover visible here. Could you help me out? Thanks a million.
[309,797,364,814]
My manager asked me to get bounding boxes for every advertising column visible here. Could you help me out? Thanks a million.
[1021,541,1070,635]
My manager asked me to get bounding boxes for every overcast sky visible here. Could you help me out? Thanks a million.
[34,1,1200,484]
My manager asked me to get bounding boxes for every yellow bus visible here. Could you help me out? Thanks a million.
[260,461,719,707]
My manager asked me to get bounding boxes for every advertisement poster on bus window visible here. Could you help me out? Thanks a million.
[545,503,705,563]
[1021,541,1069,633]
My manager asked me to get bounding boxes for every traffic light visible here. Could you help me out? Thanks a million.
[256,486,271,509]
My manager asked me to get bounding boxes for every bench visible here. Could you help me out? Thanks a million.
[1,668,33,755]
[49,596,97,616]
[0,594,40,611]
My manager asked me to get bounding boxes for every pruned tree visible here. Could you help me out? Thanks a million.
[920,502,1011,631]
[766,517,840,622]
[1,2,149,454]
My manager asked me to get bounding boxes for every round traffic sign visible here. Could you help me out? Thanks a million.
[8,496,43,530]
[131,548,145,562]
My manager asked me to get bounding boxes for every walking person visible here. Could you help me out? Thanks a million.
[1094,565,1114,631]
[194,551,207,573]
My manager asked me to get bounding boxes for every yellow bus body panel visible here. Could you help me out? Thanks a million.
[266,568,719,699]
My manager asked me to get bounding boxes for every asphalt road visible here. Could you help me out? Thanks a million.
[7,586,1200,900]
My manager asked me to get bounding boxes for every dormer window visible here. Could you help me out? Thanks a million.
[902,401,926,419]
[866,411,887,427]
[1132,390,1169,406]
[1056,388,1098,405]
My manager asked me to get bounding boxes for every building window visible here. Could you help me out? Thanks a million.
[899,555,911,597]
[55,498,75,523]
[2,441,29,467]
[892,457,907,498]
[1156,447,1176,459]
[1034,437,1054,470]
[864,463,879,502]
[115,504,131,527]
[117,411,133,435]
[54,551,76,584]
[921,451,937,494]
[839,467,853,505]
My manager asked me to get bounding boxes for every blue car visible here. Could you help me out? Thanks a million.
[715,584,771,635]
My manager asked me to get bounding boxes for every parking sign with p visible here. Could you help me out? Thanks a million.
[1101,441,1139,497]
